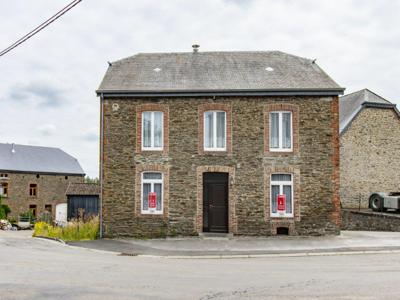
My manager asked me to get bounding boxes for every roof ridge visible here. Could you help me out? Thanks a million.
[111,50,313,64]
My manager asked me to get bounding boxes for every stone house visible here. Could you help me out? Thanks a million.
[0,143,85,218]
[340,89,400,208]
[97,48,344,238]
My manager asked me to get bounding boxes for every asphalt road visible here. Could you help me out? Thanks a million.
[1,231,400,300]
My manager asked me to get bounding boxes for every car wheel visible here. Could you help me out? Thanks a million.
[370,195,384,212]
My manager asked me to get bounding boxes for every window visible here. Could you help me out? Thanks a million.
[0,183,8,196]
[45,205,52,214]
[0,174,8,178]
[270,174,293,217]
[141,172,163,214]
[269,111,292,151]
[29,184,37,197]
[142,111,163,150]
[29,205,37,217]
[204,111,226,151]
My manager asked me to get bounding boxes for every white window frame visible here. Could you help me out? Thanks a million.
[141,111,164,151]
[269,111,293,152]
[270,173,294,218]
[203,110,227,152]
[140,172,163,215]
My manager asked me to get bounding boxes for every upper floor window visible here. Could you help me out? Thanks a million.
[270,111,292,152]
[0,183,8,196]
[142,111,163,151]
[0,174,8,178]
[29,184,37,197]
[141,172,163,214]
[204,111,226,151]
[270,174,293,217]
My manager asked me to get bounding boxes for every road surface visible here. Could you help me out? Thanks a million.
[1,230,400,300]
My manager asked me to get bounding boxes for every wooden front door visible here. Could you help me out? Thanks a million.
[203,172,229,233]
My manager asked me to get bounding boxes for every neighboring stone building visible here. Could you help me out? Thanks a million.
[340,89,400,208]
[0,143,85,218]
[97,48,344,238]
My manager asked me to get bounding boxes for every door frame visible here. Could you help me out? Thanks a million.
[203,172,229,233]
[196,166,236,234]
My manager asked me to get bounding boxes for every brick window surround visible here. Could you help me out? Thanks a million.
[264,103,299,155]
[136,104,169,155]
[264,165,300,234]
[134,164,170,218]
[195,165,237,234]
[198,103,232,155]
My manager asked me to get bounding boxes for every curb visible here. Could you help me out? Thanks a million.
[33,236,66,244]
[134,249,400,259]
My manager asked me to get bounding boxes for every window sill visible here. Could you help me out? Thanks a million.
[141,211,163,215]
[270,214,294,219]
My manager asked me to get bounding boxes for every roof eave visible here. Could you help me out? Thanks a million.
[0,169,85,176]
[96,88,345,98]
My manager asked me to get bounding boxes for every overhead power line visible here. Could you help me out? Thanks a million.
[0,0,82,57]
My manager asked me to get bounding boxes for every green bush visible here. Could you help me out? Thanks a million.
[33,216,99,241]
[0,196,11,219]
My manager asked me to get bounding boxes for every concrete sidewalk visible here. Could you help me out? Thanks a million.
[67,231,400,257]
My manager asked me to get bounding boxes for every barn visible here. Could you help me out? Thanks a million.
[66,183,100,220]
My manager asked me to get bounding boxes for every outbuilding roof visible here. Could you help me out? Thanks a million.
[97,50,344,96]
[66,183,100,196]
[0,143,85,175]
[339,89,398,134]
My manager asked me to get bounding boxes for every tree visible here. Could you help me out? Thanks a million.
[84,176,99,184]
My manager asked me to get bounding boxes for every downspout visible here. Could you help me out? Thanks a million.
[99,93,104,238]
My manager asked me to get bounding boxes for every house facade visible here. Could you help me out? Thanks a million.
[0,143,85,218]
[340,89,400,208]
[98,49,344,238]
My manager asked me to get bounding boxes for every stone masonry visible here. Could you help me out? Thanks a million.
[340,107,400,208]
[1,172,83,219]
[101,95,341,238]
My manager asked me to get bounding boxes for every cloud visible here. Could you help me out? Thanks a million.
[1,0,400,177]
[35,123,57,136]
[8,82,65,108]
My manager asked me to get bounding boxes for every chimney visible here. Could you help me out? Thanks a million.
[11,143,15,154]
[192,44,200,53]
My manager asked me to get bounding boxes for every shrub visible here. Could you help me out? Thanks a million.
[0,196,11,219]
[33,216,99,241]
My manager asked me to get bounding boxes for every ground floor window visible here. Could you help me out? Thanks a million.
[45,204,52,214]
[1,182,8,196]
[141,172,163,214]
[29,204,37,217]
[270,174,293,217]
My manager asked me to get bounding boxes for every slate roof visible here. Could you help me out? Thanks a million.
[0,143,85,175]
[97,51,344,96]
[66,183,100,196]
[339,89,398,134]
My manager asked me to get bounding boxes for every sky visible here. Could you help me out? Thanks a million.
[1,0,399,177]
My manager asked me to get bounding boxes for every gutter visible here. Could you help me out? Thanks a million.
[99,93,104,238]
[95,88,345,98]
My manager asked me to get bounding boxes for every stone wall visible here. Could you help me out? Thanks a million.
[341,209,400,231]
[101,96,340,238]
[340,108,400,208]
[1,172,84,219]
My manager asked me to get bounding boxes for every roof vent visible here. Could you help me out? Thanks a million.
[265,67,274,72]
[192,44,200,53]
[11,143,15,154]
[153,67,162,72]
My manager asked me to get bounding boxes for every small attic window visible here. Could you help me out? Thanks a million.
[153,67,162,72]
[265,67,274,72]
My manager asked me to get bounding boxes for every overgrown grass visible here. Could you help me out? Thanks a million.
[33,216,99,241]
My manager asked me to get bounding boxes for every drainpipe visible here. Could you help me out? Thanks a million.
[99,93,104,238]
